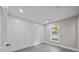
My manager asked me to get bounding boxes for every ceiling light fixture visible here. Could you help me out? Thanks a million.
[19,9,24,13]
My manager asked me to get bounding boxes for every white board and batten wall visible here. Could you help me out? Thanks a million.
[0,7,44,51]
[0,8,2,47]
[0,7,8,51]
[45,16,79,50]
[7,15,79,51]
[7,15,44,51]
[78,15,79,49]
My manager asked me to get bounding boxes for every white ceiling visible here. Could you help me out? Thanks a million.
[8,6,79,24]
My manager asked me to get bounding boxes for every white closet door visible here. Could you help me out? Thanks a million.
[0,8,2,46]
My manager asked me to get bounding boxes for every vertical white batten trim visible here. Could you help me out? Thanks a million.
[78,15,79,49]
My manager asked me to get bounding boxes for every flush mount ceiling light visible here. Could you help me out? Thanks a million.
[19,9,24,13]
[45,19,54,23]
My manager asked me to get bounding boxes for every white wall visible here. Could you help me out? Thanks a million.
[45,16,78,49]
[78,15,79,49]
[0,7,8,52]
[0,7,44,52]
[7,15,44,51]
[0,8,2,46]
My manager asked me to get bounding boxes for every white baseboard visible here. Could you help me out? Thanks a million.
[0,46,9,52]
[0,42,42,52]
[1,41,78,52]
[44,41,79,52]
[13,42,42,52]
